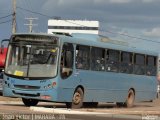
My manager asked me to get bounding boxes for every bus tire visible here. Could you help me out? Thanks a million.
[66,88,84,109]
[125,89,135,108]
[116,102,125,108]
[83,102,98,108]
[22,98,38,107]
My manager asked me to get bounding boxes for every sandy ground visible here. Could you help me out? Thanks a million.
[1,93,160,110]
[0,94,21,101]
[0,93,160,103]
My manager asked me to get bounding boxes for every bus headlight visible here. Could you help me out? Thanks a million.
[44,85,51,89]
[44,82,56,89]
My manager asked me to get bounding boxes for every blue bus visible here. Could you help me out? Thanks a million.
[3,33,158,108]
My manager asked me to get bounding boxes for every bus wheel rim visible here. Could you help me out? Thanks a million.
[128,91,134,105]
[73,92,81,104]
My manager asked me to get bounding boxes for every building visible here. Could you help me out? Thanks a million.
[48,19,99,35]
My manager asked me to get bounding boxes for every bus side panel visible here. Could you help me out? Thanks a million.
[77,70,130,102]
[133,76,157,101]
[58,70,157,103]
[57,74,79,102]
[57,70,129,102]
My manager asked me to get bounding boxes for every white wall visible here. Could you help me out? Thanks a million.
[48,20,99,34]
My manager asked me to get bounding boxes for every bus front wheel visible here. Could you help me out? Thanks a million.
[66,88,84,109]
[125,89,135,108]
[22,98,39,107]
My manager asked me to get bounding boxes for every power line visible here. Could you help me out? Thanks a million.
[17,6,160,44]
[17,6,51,18]
[17,6,96,26]
[0,19,12,25]
[26,0,34,17]
[0,14,12,20]
[99,30,160,44]
[24,0,31,11]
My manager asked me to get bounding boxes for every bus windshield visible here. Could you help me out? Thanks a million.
[5,35,59,78]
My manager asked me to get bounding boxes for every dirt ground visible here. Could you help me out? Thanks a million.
[0,94,160,106]
[0,94,21,101]
[0,93,160,106]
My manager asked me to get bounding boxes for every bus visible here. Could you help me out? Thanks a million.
[3,33,159,108]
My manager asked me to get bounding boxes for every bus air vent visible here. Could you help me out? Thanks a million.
[14,85,40,90]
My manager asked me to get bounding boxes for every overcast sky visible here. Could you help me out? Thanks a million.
[1,0,160,42]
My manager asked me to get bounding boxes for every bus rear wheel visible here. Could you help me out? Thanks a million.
[22,98,39,107]
[66,88,84,109]
[125,89,135,108]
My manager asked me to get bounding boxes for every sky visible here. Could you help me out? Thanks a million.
[1,0,160,44]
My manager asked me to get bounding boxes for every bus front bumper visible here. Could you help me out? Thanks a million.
[3,87,58,101]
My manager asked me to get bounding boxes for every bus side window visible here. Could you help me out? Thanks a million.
[76,45,90,70]
[91,47,105,71]
[60,43,74,79]
[120,52,133,74]
[134,54,145,75]
[146,56,157,76]
[106,49,119,72]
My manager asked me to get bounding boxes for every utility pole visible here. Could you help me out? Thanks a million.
[12,0,16,33]
[24,18,38,33]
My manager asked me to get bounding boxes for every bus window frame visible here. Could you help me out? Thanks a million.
[105,49,120,72]
[133,53,146,75]
[119,51,133,74]
[75,45,90,70]
[60,42,74,79]
[146,55,157,76]
[91,47,105,71]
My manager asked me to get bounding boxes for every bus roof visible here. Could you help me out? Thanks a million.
[12,33,158,56]
[60,33,159,56]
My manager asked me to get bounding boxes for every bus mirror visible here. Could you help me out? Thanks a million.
[0,39,9,54]
[0,45,4,54]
